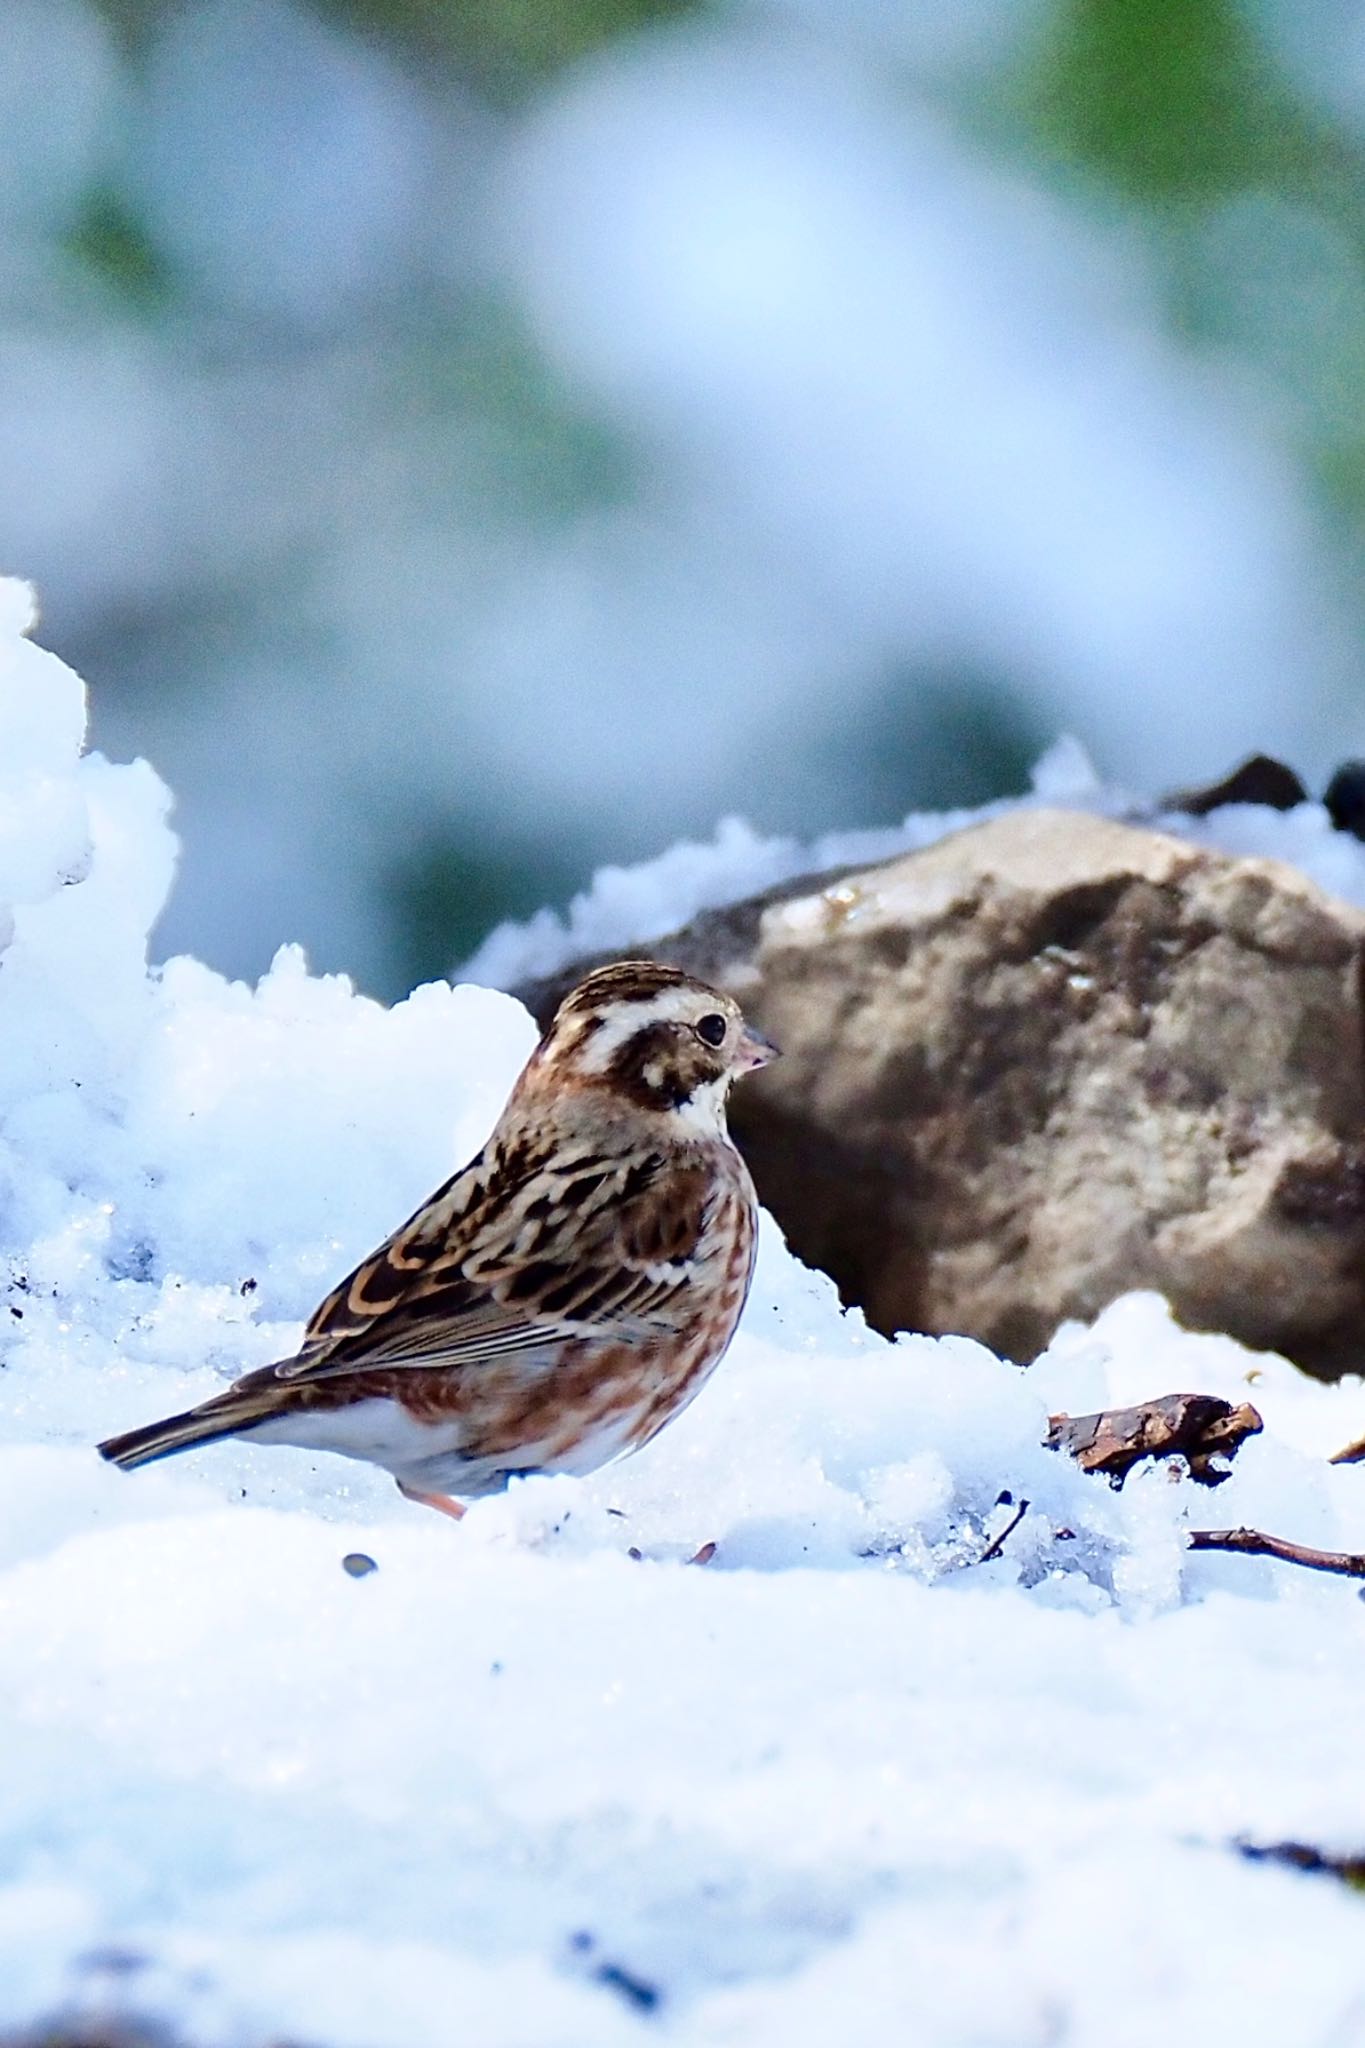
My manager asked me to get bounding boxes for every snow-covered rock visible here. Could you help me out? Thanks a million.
[506,804,1365,1379]
[4,577,1365,2047]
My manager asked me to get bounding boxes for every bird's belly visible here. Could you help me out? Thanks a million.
[242,1382,653,1497]
[243,1319,736,1498]
[244,1397,461,1471]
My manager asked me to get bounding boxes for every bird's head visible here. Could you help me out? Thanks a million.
[530,960,779,1135]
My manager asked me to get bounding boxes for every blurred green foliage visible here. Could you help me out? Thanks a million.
[62,186,174,311]
[857,671,1049,822]
[388,830,588,986]
[94,0,705,97]
[320,0,704,99]
[1021,0,1365,535]
[1029,0,1308,198]
[63,0,1365,990]
[406,294,636,523]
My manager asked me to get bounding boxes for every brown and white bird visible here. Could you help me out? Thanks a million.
[99,961,777,1519]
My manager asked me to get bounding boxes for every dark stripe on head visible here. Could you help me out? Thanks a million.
[555,960,697,1022]
[606,1020,721,1113]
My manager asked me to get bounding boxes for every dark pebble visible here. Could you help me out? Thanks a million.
[342,1552,378,1578]
[1169,754,1308,816]
[1325,761,1365,839]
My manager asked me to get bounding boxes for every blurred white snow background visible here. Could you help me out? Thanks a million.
[7,0,1365,995]
[8,591,1365,2046]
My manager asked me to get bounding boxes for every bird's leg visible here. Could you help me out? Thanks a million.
[397,1479,466,1522]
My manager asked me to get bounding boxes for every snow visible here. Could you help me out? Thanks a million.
[5,575,1365,2044]
[466,733,1365,989]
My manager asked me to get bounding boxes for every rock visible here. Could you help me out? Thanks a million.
[1166,753,1308,816]
[516,809,1365,1376]
[1324,760,1365,840]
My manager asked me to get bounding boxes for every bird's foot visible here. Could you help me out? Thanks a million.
[626,1539,716,1565]
[397,1480,467,1522]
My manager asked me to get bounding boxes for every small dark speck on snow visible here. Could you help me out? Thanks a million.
[596,1962,663,2013]
[567,1929,663,2013]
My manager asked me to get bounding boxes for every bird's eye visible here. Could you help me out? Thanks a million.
[696,1012,728,1047]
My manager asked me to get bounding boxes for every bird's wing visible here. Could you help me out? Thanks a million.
[274,1144,715,1382]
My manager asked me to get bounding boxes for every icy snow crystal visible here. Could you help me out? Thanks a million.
[4,578,1365,2046]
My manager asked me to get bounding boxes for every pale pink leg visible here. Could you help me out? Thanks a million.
[397,1479,466,1522]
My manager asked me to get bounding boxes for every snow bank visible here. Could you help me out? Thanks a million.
[467,731,1365,988]
[5,578,1365,2045]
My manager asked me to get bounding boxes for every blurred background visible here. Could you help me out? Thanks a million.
[4,0,1365,996]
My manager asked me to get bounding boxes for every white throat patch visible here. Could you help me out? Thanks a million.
[669,1072,730,1137]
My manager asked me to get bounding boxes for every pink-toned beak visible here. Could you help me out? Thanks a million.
[737,1024,781,1072]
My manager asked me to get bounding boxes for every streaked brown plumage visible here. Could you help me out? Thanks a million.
[98,961,778,1518]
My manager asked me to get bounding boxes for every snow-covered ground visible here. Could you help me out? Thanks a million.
[6,576,1365,2045]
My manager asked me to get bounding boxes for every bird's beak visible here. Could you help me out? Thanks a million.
[736,1023,781,1072]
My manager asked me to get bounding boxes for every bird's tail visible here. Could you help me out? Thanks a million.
[98,1380,283,1471]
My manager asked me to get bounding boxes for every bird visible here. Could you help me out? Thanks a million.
[98,960,778,1520]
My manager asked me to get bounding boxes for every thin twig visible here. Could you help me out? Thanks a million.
[1236,1838,1365,1885]
[978,1497,1029,1564]
[1187,1525,1365,1579]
